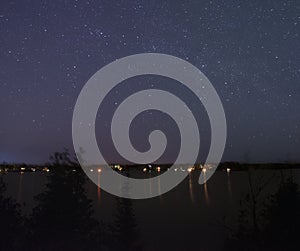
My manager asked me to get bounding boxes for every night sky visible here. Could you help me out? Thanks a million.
[1,0,299,164]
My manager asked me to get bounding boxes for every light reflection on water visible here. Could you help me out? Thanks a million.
[91,168,213,206]
[203,179,210,205]
[89,167,229,207]
[227,173,233,200]
[157,175,161,197]
[97,172,101,204]
[188,173,195,203]
[10,169,300,209]
[17,173,23,204]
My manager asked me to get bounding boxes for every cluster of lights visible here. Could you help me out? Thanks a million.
[114,165,123,171]
[171,167,196,172]
[0,164,233,175]
[90,168,103,173]
[187,167,195,173]
[20,167,26,175]
[142,165,161,173]
[84,164,231,175]
[42,167,50,172]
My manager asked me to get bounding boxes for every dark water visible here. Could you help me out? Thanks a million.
[2,169,300,250]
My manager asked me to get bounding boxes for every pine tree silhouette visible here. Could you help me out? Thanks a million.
[224,173,300,250]
[263,177,300,250]
[112,171,143,251]
[0,175,23,250]
[27,150,104,250]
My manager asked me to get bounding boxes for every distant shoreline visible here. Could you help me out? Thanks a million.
[1,162,299,173]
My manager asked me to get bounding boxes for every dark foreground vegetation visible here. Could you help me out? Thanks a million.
[224,171,300,251]
[0,151,299,250]
[0,151,142,251]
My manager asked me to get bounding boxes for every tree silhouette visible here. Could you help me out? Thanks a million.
[263,177,300,250]
[225,172,300,250]
[111,171,143,251]
[27,150,105,250]
[0,175,23,251]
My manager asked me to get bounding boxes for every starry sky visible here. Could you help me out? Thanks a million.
[0,0,299,164]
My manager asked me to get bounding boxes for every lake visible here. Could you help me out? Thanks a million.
[2,168,300,250]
